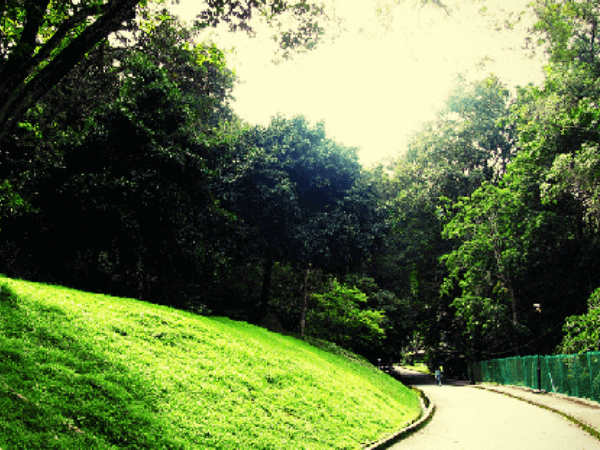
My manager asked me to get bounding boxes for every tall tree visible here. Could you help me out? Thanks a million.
[0,0,326,144]
[367,75,515,364]
[440,0,600,357]
[0,14,237,304]
[405,75,514,197]
[221,115,386,324]
[441,182,534,357]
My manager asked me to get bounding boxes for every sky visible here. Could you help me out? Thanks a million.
[169,0,547,167]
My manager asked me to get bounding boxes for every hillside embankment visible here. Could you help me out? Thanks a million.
[0,276,421,449]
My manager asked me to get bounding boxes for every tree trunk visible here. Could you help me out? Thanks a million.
[489,214,520,354]
[259,255,274,320]
[299,265,311,338]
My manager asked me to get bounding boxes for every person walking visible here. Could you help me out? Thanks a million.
[435,368,442,386]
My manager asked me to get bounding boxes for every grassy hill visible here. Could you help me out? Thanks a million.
[0,275,421,449]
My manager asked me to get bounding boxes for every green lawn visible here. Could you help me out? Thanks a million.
[0,276,421,449]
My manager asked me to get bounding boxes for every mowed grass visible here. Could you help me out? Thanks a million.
[0,276,421,449]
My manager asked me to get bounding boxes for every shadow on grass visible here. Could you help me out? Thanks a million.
[0,282,183,449]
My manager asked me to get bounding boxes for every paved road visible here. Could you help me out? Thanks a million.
[390,369,600,450]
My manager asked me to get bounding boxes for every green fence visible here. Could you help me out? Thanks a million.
[473,352,600,403]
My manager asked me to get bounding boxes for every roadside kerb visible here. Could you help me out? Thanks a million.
[363,387,435,450]
[474,384,600,441]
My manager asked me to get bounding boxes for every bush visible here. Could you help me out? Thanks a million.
[307,280,385,354]
[559,287,600,353]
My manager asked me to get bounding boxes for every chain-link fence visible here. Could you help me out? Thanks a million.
[473,352,600,403]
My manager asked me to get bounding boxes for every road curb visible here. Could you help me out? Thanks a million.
[474,385,600,441]
[363,387,435,449]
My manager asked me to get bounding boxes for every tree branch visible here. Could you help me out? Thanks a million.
[547,122,600,136]
[0,3,106,95]
[4,0,51,69]
[24,4,107,78]
[0,0,139,142]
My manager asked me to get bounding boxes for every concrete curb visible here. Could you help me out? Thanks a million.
[474,385,600,441]
[363,387,435,449]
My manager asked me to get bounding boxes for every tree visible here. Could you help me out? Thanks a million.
[529,0,600,66]
[541,142,600,235]
[0,14,237,304]
[307,279,385,355]
[343,273,417,361]
[437,0,600,357]
[559,287,600,354]
[441,182,532,357]
[504,0,600,351]
[0,0,139,143]
[405,75,514,197]
[221,115,386,326]
[0,0,326,144]
[366,75,515,363]
[366,159,456,363]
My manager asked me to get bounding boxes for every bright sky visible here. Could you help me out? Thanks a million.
[170,0,547,167]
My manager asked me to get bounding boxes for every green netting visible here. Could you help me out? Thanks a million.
[473,352,600,403]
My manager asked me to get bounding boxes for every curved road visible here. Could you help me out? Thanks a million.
[391,369,600,450]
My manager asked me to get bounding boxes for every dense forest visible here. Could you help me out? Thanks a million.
[1,0,599,374]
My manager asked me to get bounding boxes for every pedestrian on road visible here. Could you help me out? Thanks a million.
[435,368,442,386]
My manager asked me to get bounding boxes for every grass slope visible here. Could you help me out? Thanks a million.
[0,276,421,449]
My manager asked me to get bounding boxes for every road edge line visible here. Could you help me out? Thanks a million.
[363,387,435,449]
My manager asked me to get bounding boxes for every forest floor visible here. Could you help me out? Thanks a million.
[392,367,600,449]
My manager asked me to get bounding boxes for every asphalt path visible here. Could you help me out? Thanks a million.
[390,369,600,450]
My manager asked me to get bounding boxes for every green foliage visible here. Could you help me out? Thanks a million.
[405,74,514,196]
[0,15,237,302]
[0,0,328,142]
[192,1,328,61]
[559,287,600,354]
[346,0,600,363]
[344,273,417,359]
[428,0,600,359]
[496,0,600,352]
[0,180,32,224]
[529,0,600,65]
[0,275,421,449]
[307,280,385,354]
[0,0,140,142]
[130,11,236,132]
[366,75,515,363]
[441,184,528,321]
[541,142,600,233]
[218,114,387,324]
